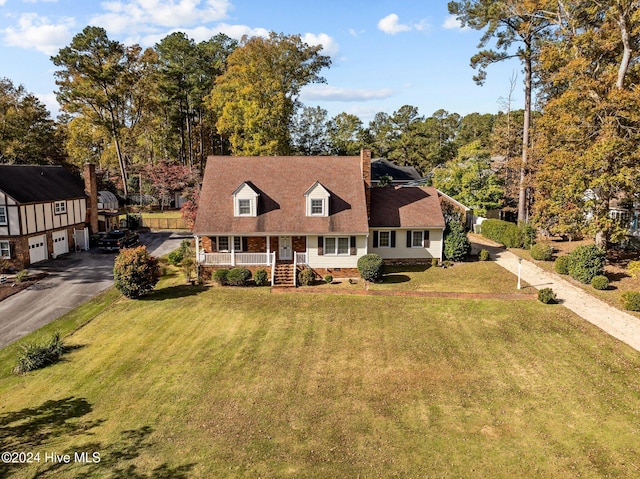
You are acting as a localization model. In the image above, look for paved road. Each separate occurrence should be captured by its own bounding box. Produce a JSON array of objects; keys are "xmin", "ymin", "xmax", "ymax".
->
[
  {"xmin": 0, "ymin": 230, "xmax": 189, "ymax": 348},
  {"xmin": 471, "ymin": 235, "xmax": 640, "ymax": 353}
]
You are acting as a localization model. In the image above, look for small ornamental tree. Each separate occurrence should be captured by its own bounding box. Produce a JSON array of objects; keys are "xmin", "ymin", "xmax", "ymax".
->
[
  {"xmin": 567, "ymin": 245, "xmax": 606, "ymax": 284},
  {"xmin": 357, "ymin": 254, "xmax": 384, "ymax": 282},
  {"xmin": 114, "ymin": 246, "xmax": 160, "ymax": 298}
]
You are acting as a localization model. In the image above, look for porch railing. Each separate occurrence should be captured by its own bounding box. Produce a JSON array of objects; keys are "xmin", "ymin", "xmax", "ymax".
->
[
  {"xmin": 199, "ymin": 252, "xmax": 273, "ymax": 266},
  {"xmin": 295, "ymin": 252, "xmax": 308, "ymax": 266}
]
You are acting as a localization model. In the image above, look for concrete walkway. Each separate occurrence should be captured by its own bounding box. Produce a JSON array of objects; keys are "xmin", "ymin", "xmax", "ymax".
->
[{"xmin": 471, "ymin": 236, "xmax": 640, "ymax": 352}]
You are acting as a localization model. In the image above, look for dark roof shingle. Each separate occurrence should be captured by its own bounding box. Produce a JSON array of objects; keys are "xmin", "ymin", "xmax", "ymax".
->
[{"xmin": 0, "ymin": 165, "xmax": 86, "ymax": 203}]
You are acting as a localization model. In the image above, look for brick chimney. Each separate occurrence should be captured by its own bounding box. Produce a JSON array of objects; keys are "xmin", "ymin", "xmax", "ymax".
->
[
  {"xmin": 84, "ymin": 163, "xmax": 99, "ymax": 234},
  {"xmin": 361, "ymin": 148, "xmax": 372, "ymax": 218}
]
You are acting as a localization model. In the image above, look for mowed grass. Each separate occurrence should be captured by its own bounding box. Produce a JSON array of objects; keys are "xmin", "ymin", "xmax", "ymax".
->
[{"xmin": 1, "ymin": 272, "xmax": 640, "ymax": 477}]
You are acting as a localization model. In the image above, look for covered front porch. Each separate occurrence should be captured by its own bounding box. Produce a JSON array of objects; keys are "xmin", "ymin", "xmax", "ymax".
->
[{"xmin": 195, "ymin": 235, "xmax": 308, "ymax": 267}]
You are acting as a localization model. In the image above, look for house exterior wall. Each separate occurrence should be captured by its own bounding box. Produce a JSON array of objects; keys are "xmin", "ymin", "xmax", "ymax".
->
[
  {"xmin": 1, "ymin": 225, "xmax": 82, "ymax": 270},
  {"xmin": 0, "ymin": 192, "xmax": 19, "ymax": 237},
  {"xmin": 18, "ymin": 199, "xmax": 86, "ymax": 236},
  {"xmin": 233, "ymin": 183, "xmax": 259, "ymax": 217},
  {"xmin": 307, "ymin": 234, "xmax": 367, "ymax": 269},
  {"xmin": 368, "ymin": 228, "xmax": 444, "ymax": 261}
]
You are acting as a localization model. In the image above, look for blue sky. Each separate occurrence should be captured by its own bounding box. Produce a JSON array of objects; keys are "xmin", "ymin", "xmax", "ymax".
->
[{"xmin": 0, "ymin": 0, "xmax": 524, "ymax": 123}]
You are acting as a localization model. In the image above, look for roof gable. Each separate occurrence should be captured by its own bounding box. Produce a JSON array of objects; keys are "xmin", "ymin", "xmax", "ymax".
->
[{"xmin": 0, "ymin": 165, "xmax": 86, "ymax": 204}]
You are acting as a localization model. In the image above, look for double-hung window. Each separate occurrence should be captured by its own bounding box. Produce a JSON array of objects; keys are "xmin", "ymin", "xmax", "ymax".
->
[
  {"xmin": 409, "ymin": 230, "xmax": 430, "ymax": 248},
  {"xmin": 0, "ymin": 240, "xmax": 9, "ymax": 259},
  {"xmin": 310, "ymin": 199, "xmax": 324, "ymax": 215},
  {"xmin": 238, "ymin": 199, "xmax": 251, "ymax": 216},
  {"xmin": 325, "ymin": 237, "xmax": 350, "ymax": 255},
  {"xmin": 0, "ymin": 206, "xmax": 6, "ymax": 225},
  {"xmin": 216, "ymin": 236, "xmax": 243, "ymax": 252},
  {"xmin": 378, "ymin": 231, "xmax": 391, "ymax": 248}
]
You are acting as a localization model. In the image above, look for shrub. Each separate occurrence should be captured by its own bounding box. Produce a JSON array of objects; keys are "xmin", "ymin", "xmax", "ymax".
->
[
  {"xmin": 480, "ymin": 219, "xmax": 524, "ymax": 248},
  {"xmin": 324, "ymin": 274, "xmax": 333, "ymax": 284},
  {"xmin": 522, "ymin": 223, "xmax": 537, "ymax": 249},
  {"xmin": 254, "ymin": 268, "xmax": 269, "ymax": 286},
  {"xmin": 357, "ymin": 254, "xmax": 385, "ymax": 282},
  {"xmin": 213, "ymin": 269, "xmax": 229, "ymax": 285},
  {"xmin": 555, "ymin": 255, "xmax": 570, "ymax": 275},
  {"xmin": 227, "ymin": 267, "xmax": 252, "ymax": 286},
  {"xmin": 444, "ymin": 220, "xmax": 471, "ymax": 261},
  {"xmin": 478, "ymin": 249, "xmax": 490, "ymax": 261},
  {"xmin": 15, "ymin": 269, "xmax": 29, "ymax": 283},
  {"xmin": 530, "ymin": 243, "xmax": 554, "ymax": 261},
  {"xmin": 298, "ymin": 268, "xmax": 315, "ymax": 286},
  {"xmin": 567, "ymin": 244, "xmax": 606, "ymax": 284},
  {"xmin": 168, "ymin": 239, "xmax": 193, "ymax": 266},
  {"xmin": 627, "ymin": 260, "xmax": 640, "ymax": 278},
  {"xmin": 591, "ymin": 275, "xmax": 609, "ymax": 290},
  {"xmin": 621, "ymin": 291, "xmax": 640, "ymax": 311},
  {"xmin": 167, "ymin": 250, "xmax": 183, "ymax": 266},
  {"xmin": 13, "ymin": 332, "xmax": 68, "ymax": 375},
  {"xmin": 114, "ymin": 246, "xmax": 160, "ymax": 298},
  {"xmin": 538, "ymin": 288, "xmax": 556, "ymax": 304}
]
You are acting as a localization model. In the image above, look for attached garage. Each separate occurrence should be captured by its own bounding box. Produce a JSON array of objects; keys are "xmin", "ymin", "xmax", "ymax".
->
[
  {"xmin": 28, "ymin": 235, "xmax": 47, "ymax": 264},
  {"xmin": 53, "ymin": 230, "xmax": 69, "ymax": 257}
]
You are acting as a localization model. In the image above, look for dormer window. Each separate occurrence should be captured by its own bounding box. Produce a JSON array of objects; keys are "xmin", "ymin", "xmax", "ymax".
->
[
  {"xmin": 233, "ymin": 182, "xmax": 259, "ymax": 217},
  {"xmin": 305, "ymin": 181, "xmax": 330, "ymax": 217},
  {"xmin": 310, "ymin": 198, "xmax": 325, "ymax": 216}
]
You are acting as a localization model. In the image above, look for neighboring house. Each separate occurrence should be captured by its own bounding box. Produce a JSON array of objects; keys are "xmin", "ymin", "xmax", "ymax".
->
[
  {"xmin": 0, "ymin": 164, "xmax": 91, "ymax": 269},
  {"xmin": 371, "ymin": 158, "xmax": 423, "ymax": 185},
  {"xmin": 194, "ymin": 150, "xmax": 447, "ymax": 285},
  {"xmin": 97, "ymin": 190, "xmax": 120, "ymax": 232}
]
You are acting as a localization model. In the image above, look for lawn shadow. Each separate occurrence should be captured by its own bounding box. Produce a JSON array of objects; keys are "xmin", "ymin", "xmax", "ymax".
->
[
  {"xmin": 29, "ymin": 425, "xmax": 196, "ymax": 478},
  {"xmin": 606, "ymin": 271, "xmax": 630, "ymax": 282},
  {"xmin": 0, "ymin": 397, "xmax": 104, "ymax": 477},
  {"xmin": 382, "ymin": 274, "xmax": 411, "ymax": 284},
  {"xmin": 144, "ymin": 284, "xmax": 209, "ymax": 301}
]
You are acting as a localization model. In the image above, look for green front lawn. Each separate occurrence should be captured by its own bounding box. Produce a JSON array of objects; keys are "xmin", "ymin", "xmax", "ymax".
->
[{"xmin": 1, "ymin": 270, "xmax": 640, "ymax": 477}]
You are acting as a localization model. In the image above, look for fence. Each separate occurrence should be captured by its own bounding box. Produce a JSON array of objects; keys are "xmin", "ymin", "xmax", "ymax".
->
[{"xmin": 140, "ymin": 217, "xmax": 188, "ymax": 230}]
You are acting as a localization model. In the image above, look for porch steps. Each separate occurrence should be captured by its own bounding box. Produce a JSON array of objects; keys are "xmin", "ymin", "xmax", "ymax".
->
[{"xmin": 273, "ymin": 263, "xmax": 295, "ymax": 287}]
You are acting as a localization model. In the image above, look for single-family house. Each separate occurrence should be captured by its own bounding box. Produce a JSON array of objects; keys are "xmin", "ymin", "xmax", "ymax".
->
[
  {"xmin": 194, "ymin": 150, "xmax": 447, "ymax": 285},
  {"xmin": 0, "ymin": 164, "xmax": 91, "ymax": 269}
]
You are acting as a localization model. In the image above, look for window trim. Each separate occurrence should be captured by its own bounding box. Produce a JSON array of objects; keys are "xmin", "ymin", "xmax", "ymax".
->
[
  {"xmin": 310, "ymin": 198, "xmax": 325, "ymax": 216},
  {"xmin": 54, "ymin": 201, "xmax": 67, "ymax": 215},
  {"xmin": 0, "ymin": 240, "xmax": 10, "ymax": 259},
  {"xmin": 215, "ymin": 236, "xmax": 243, "ymax": 252},
  {"xmin": 378, "ymin": 230, "xmax": 391, "ymax": 248},
  {"xmin": 409, "ymin": 230, "xmax": 430, "ymax": 248},
  {"xmin": 237, "ymin": 199, "xmax": 252, "ymax": 216},
  {"xmin": 324, "ymin": 236, "xmax": 350, "ymax": 256},
  {"xmin": 0, "ymin": 206, "xmax": 6, "ymax": 226}
]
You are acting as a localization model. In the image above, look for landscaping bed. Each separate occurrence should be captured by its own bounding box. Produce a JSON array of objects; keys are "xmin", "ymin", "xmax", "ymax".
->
[{"xmin": 0, "ymin": 273, "xmax": 48, "ymax": 302}]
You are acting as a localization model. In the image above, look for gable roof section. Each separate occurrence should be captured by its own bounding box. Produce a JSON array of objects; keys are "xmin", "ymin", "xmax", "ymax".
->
[
  {"xmin": 194, "ymin": 155, "xmax": 370, "ymax": 235},
  {"xmin": 0, "ymin": 165, "xmax": 86, "ymax": 203},
  {"xmin": 371, "ymin": 159, "xmax": 422, "ymax": 183},
  {"xmin": 369, "ymin": 186, "xmax": 446, "ymax": 229}
]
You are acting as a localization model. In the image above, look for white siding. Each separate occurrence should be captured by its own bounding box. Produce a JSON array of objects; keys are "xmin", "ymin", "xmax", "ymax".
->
[
  {"xmin": 305, "ymin": 183, "xmax": 330, "ymax": 217},
  {"xmin": 369, "ymin": 229, "xmax": 444, "ymax": 260},
  {"xmin": 307, "ymin": 234, "xmax": 367, "ymax": 269}
]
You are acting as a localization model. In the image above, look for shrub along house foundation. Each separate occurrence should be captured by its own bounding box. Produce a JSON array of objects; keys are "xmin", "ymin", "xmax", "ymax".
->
[{"xmin": 193, "ymin": 149, "xmax": 446, "ymax": 286}]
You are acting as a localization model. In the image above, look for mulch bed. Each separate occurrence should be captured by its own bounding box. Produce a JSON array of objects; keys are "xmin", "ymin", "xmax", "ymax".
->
[{"xmin": 0, "ymin": 273, "xmax": 48, "ymax": 302}]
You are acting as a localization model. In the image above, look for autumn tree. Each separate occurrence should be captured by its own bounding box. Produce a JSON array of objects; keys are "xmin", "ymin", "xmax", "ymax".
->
[
  {"xmin": 327, "ymin": 112, "xmax": 366, "ymax": 155},
  {"xmin": 0, "ymin": 78, "xmax": 63, "ymax": 164},
  {"xmin": 290, "ymin": 106, "xmax": 330, "ymax": 155},
  {"xmin": 533, "ymin": 0, "xmax": 640, "ymax": 247},
  {"xmin": 449, "ymin": 0, "xmax": 556, "ymax": 222},
  {"xmin": 52, "ymin": 26, "xmax": 151, "ymax": 195},
  {"xmin": 207, "ymin": 32, "xmax": 330, "ymax": 155}
]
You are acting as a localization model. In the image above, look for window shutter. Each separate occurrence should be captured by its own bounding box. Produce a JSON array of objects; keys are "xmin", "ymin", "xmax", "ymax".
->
[
  {"xmin": 390, "ymin": 231, "xmax": 396, "ymax": 248},
  {"xmin": 242, "ymin": 237, "xmax": 248, "ymax": 252},
  {"xmin": 406, "ymin": 230, "xmax": 412, "ymax": 248},
  {"xmin": 373, "ymin": 231, "xmax": 379, "ymax": 248},
  {"xmin": 423, "ymin": 231, "xmax": 430, "ymax": 248},
  {"xmin": 350, "ymin": 236, "xmax": 356, "ymax": 255},
  {"xmin": 318, "ymin": 236, "xmax": 324, "ymax": 256},
  {"xmin": 211, "ymin": 237, "xmax": 218, "ymax": 252}
]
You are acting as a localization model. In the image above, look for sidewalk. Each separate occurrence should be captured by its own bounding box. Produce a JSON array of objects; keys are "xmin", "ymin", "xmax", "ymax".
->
[{"xmin": 472, "ymin": 236, "xmax": 640, "ymax": 352}]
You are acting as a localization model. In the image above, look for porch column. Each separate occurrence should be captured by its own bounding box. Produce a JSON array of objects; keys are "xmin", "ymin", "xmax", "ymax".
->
[
  {"xmin": 195, "ymin": 235, "xmax": 199, "ymax": 263},
  {"xmin": 266, "ymin": 235, "xmax": 271, "ymax": 265},
  {"xmin": 231, "ymin": 236, "xmax": 236, "ymax": 266}
]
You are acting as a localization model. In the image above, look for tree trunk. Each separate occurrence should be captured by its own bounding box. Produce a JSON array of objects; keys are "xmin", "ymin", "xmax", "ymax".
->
[
  {"xmin": 616, "ymin": 7, "xmax": 631, "ymax": 90},
  {"xmin": 518, "ymin": 47, "xmax": 532, "ymax": 223}
]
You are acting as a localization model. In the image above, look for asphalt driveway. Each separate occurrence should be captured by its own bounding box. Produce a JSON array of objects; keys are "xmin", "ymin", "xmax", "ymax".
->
[{"xmin": 0, "ymin": 230, "xmax": 189, "ymax": 348}]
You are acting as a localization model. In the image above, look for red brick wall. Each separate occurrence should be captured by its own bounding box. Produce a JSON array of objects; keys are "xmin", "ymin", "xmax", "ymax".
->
[
  {"xmin": 247, "ymin": 237, "xmax": 266, "ymax": 252},
  {"xmin": 292, "ymin": 236, "xmax": 306, "ymax": 253}
]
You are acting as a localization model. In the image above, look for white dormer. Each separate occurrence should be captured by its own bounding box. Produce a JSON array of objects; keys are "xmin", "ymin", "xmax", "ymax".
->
[
  {"xmin": 304, "ymin": 181, "xmax": 330, "ymax": 217},
  {"xmin": 232, "ymin": 182, "xmax": 259, "ymax": 217}
]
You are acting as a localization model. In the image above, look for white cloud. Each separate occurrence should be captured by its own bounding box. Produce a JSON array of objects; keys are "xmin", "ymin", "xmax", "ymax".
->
[
  {"xmin": 2, "ymin": 13, "xmax": 74, "ymax": 55},
  {"xmin": 138, "ymin": 23, "xmax": 269, "ymax": 46},
  {"xmin": 23, "ymin": 0, "xmax": 59, "ymax": 3},
  {"xmin": 0, "ymin": 0, "xmax": 6, "ymax": 5},
  {"xmin": 378, "ymin": 14, "xmax": 410, "ymax": 35},
  {"xmin": 302, "ymin": 32, "xmax": 339, "ymax": 58},
  {"xmin": 301, "ymin": 85, "xmax": 394, "ymax": 102},
  {"xmin": 442, "ymin": 14, "xmax": 469, "ymax": 31},
  {"xmin": 90, "ymin": 0, "xmax": 231, "ymax": 34}
]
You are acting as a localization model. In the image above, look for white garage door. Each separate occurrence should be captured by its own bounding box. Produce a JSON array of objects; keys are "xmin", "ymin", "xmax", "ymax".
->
[
  {"xmin": 28, "ymin": 235, "xmax": 47, "ymax": 264},
  {"xmin": 53, "ymin": 230, "xmax": 69, "ymax": 257}
]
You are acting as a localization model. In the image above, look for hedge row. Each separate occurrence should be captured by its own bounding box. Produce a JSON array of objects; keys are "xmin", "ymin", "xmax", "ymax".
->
[{"xmin": 480, "ymin": 219, "xmax": 534, "ymax": 248}]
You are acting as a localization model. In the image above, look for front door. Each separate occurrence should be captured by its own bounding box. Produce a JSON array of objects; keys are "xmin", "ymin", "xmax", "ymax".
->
[{"xmin": 279, "ymin": 236, "xmax": 292, "ymax": 260}]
